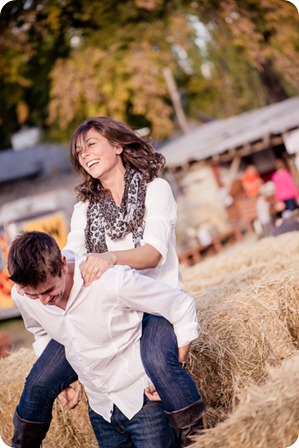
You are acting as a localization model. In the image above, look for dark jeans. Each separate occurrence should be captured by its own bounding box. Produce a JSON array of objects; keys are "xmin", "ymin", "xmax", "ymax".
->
[
  {"xmin": 18, "ymin": 339, "xmax": 78, "ymax": 422},
  {"xmin": 283, "ymin": 198, "xmax": 298, "ymax": 211},
  {"xmin": 140, "ymin": 315, "xmax": 200, "ymax": 411},
  {"xmin": 88, "ymin": 395, "xmax": 176, "ymax": 448},
  {"xmin": 17, "ymin": 316, "xmax": 201, "ymax": 423}
]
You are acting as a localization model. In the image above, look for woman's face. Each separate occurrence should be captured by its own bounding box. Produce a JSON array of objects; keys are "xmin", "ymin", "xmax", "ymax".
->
[{"xmin": 75, "ymin": 129, "xmax": 124, "ymax": 181}]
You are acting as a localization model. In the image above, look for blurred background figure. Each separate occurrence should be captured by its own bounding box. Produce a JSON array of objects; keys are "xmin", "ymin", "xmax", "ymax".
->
[
  {"xmin": 272, "ymin": 159, "xmax": 299, "ymax": 213},
  {"xmin": 241, "ymin": 164, "xmax": 263, "ymax": 198},
  {"xmin": 255, "ymin": 187, "xmax": 274, "ymax": 238}
]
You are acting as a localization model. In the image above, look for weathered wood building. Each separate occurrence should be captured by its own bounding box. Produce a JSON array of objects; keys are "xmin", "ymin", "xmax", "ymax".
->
[{"xmin": 160, "ymin": 96, "xmax": 299, "ymax": 257}]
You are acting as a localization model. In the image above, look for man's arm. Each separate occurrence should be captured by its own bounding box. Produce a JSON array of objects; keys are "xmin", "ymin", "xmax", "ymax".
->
[
  {"xmin": 12, "ymin": 286, "xmax": 82, "ymax": 410},
  {"xmin": 12, "ymin": 286, "xmax": 52, "ymax": 356},
  {"xmin": 116, "ymin": 267, "xmax": 199, "ymax": 349}
]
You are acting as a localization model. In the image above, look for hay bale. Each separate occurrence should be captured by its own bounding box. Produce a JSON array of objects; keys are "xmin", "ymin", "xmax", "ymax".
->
[
  {"xmin": 0, "ymin": 349, "xmax": 97, "ymax": 448},
  {"xmin": 181, "ymin": 233, "xmax": 299, "ymax": 424},
  {"xmin": 182, "ymin": 232, "xmax": 299, "ymax": 291},
  {"xmin": 191, "ymin": 351, "xmax": 299, "ymax": 448},
  {"xmin": 1, "ymin": 232, "xmax": 298, "ymax": 445},
  {"xmin": 188, "ymin": 289, "xmax": 295, "ymax": 417},
  {"xmin": 259, "ymin": 268, "xmax": 299, "ymax": 347}
]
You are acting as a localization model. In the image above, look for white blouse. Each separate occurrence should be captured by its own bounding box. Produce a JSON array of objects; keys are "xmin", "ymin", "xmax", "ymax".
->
[
  {"xmin": 12, "ymin": 262, "xmax": 198, "ymax": 422},
  {"xmin": 63, "ymin": 177, "xmax": 183, "ymax": 289}
]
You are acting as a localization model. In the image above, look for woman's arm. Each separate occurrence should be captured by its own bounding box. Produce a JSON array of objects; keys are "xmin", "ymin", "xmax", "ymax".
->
[{"xmin": 81, "ymin": 244, "xmax": 161, "ymax": 286}]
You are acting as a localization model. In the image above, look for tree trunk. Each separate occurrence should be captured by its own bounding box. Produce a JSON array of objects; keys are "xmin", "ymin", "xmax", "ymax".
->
[{"xmin": 258, "ymin": 58, "xmax": 289, "ymax": 104}]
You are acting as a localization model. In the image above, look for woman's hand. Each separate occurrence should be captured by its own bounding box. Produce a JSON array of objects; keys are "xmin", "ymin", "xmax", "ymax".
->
[
  {"xmin": 81, "ymin": 253, "xmax": 117, "ymax": 287},
  {"xmin": 178, "ymin": 343, "xmax": 192, "ymax": 364},
  {"xmin": 145, "ymin": 383, "xmax": 161, "ymax": 401}
]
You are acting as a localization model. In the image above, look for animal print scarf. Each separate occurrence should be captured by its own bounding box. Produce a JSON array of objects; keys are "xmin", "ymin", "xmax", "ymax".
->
[{"xmin": 85, "ymin": 168, "xmax": 147, "ymax": 253}]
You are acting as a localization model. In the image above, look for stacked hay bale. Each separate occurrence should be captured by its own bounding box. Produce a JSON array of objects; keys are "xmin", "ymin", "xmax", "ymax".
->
[
  {"xmin": 0, "ymin": 232, "xmax": 298, "ymax": 447},
  {"xmin": 0, "ymin": 349, "xmax": 97, "ymax": 448},
  {"xmin": 184, "ymin": 232, "xmax": 299, "ymax": 445},
  {"xmin": 191, "ymin": 352, "xmax": 299, "ymax": 448}
]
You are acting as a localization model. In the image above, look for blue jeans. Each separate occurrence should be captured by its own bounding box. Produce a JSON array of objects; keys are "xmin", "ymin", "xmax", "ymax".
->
[
  {"xmin": 140, "ymin": 315, "xmax": 200, "ymax": 411},
  {"xmin": 17, "ymin": 316, "xmax": 200, "ymax": 422},
  {"xmin": 18, "ymin": 340, "xmax": 78, "ymax": 422},
  {"xmin": 88, "ymin": 396, "xmax": 176, "ymax": 448}
]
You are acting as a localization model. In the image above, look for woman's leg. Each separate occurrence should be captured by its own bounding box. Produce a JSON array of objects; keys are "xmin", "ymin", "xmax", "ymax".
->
[
  {"xmin": 140, "ymin": 315, "xmax": 206, "ymax": 447},
  {"xmin": 141, "ymin": 315, "xmax": 200, "ymax": 411},
  {"xmin": 12, "ymin": 339, "xmax": 78, "ymax": 448}
]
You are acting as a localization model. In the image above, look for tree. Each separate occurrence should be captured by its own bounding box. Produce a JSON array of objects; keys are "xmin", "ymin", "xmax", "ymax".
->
[
  {"xmin": 188, "ymin": 0, "xmax": 299, "ymax": 104},
  {"xmin": 1, "ymin": 0, "xmax": 299, "ymax": 149}
]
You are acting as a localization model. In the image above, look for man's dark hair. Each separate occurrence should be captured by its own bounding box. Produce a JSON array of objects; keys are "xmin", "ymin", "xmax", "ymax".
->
[{"xmin": 8, "ymin": 231, "xmax": 63, "ymax": 287}]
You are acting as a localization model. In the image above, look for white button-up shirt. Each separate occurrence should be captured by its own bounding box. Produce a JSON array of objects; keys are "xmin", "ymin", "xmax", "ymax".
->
[{"xmin": 12, "ymin": 259, "xmax": 199, "ymax": 422}]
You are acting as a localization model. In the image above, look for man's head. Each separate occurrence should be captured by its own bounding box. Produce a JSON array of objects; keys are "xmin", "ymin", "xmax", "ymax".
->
[{"xmin": 8, "ymin": 231, "xmax": 68, "ymax": 307}]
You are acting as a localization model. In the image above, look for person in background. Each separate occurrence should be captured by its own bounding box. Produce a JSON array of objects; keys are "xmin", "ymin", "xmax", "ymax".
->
[
  {"xmin": 9, "ymin": 231, "xmax": 203, "ymax": 448},
  {"xmin": 241, "ymin": 164, "xmax": 263, "ymax": 198},
  {"xmin": 255, "ymin": 188, "xmax": 274, "ymax": 238},
  {"xmin": 272, "ymin": 159, "xmax": 299, "ymax": 212},
  {"xmin": 11, "ymin": 117, "xmax": 206, "ymax": 448}
]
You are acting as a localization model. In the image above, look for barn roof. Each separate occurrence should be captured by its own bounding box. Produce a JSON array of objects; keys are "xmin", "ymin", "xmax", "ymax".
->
[
  {"xmin": 160, "ymin": 96, "xmax": 299, "ymax": 168},
  {"xmin": 0, "ymin": 144, "xmax": 71, "ymax": 184}
]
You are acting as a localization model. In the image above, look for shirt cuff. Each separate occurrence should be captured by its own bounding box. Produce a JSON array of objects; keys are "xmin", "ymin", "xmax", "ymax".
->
[
  {"xmin": 33, "ymin": 336, "xmax": 52, "ymax": 357},
  {"xmin": 174, "ymin": 322, "xmax": 199, "ymax": 347}
]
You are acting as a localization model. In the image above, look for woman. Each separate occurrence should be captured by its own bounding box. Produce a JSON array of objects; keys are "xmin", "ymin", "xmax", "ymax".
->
[
  {"xmin": 12, "ymin": 117, "xmax": 205, "ymax": 448},
  {"xmin": 272, "ymin": 158, "xmax": 299, "ymax": 212}
]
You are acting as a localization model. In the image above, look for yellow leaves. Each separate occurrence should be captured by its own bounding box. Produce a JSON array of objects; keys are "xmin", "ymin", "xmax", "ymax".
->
[{"xmin": 48, "ymin": 35, "xmax": 177, "ymax": 138}]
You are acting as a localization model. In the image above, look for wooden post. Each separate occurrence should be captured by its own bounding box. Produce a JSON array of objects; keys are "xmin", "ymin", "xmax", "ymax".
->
[
  {"xmin": 163, "ymin": 68, "xmax": 189, "ymax": 134},
  {"xmin": 224, "ymin": 155, "xmax": 241, "ymax": 193}
]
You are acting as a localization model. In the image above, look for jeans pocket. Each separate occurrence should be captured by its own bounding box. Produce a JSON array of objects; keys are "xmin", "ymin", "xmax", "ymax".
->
[{"xmin": 143, "ymin": 394, "xmax": 162, "ymax": 408}]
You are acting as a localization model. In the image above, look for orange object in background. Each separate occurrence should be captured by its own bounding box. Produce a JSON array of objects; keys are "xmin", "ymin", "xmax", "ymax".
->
[
  {"xmin": 241, "ymin": 165, "xmax": 263, "ymax": 198},
  {"xmin": 0, "ymin": 210, "xmax": 68, "ymax": 321},
  {"xmin": 0, "ymin": 233, "xmax": 15, "ymax": 316}
]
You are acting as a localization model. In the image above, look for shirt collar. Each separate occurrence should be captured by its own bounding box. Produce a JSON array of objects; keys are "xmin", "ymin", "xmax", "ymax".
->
[{"xmin": 64, "ymin": 254, "xmax": 85, "ymax": 311}]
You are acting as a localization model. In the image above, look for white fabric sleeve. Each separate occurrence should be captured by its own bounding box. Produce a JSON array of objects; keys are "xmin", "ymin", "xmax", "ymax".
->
[
  {"xmin": 62, "ymin": 201, "xmax": 89, "ymax": 258},
  {"xmin": 142, "ymin": 178, "xmax": 177, "ymax": 265},
  {"xmin": 11, "ymin": 287, "xmax": 51, "ymax": 357},
  {"xmin": 115, "ymin": 266, "xmax": 199, "ymax": 347}
]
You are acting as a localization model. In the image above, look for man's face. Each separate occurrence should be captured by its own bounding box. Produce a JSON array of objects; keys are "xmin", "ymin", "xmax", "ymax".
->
[
  {"xmin": 17, "ymin": 259, "xmax": 69, "ymax": 309},
  {"xmin": 21, "ymin": 276, "xmax": 65, "ymax": 306}
]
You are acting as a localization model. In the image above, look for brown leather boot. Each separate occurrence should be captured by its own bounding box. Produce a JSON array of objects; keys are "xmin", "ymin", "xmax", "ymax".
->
[
  {"xmin": 12, "ymin": 409, "xmax": 51, "ymax": 448},
  {"xmin": 165, "ymin": 399, "xmax": 206, "ymax": 447}
]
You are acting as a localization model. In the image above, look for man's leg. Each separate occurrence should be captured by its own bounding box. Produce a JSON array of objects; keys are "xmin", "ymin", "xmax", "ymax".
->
[
  {"xmin": 88, "ymin": 406, "xmax": 134, "ymax": 448},
  {"xmin": 12, "ymin": 339, "xmax": 78, "ymax": 448},
  {"xmin": 141, "ymin": 316, "xmax": 206, "ymax": 447},
  {"xmin": 88, "ymin": 397, "xmax": 175, "ymax": 448},
  {"xmin": 127, "ymin": 396, "xmax": 176, "ymax": 448}
]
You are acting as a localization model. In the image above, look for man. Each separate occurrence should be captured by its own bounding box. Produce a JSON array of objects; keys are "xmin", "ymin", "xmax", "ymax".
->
[{"xmin": 8, "ymin": 231, "xmax": 204, "ymax": 448}]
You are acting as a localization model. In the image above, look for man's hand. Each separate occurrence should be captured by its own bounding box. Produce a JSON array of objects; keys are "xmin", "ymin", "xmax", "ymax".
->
[
  {"xmin": 178, "ymin": 343, "xmax": 192, "ymax": 364},
  {"xmin": 58, "ymin": 382, "xmax": 83, "ymax": 411},
  {"xmin": 81, "ymin": 253, "xmax": 117, "ymax": 287}
]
